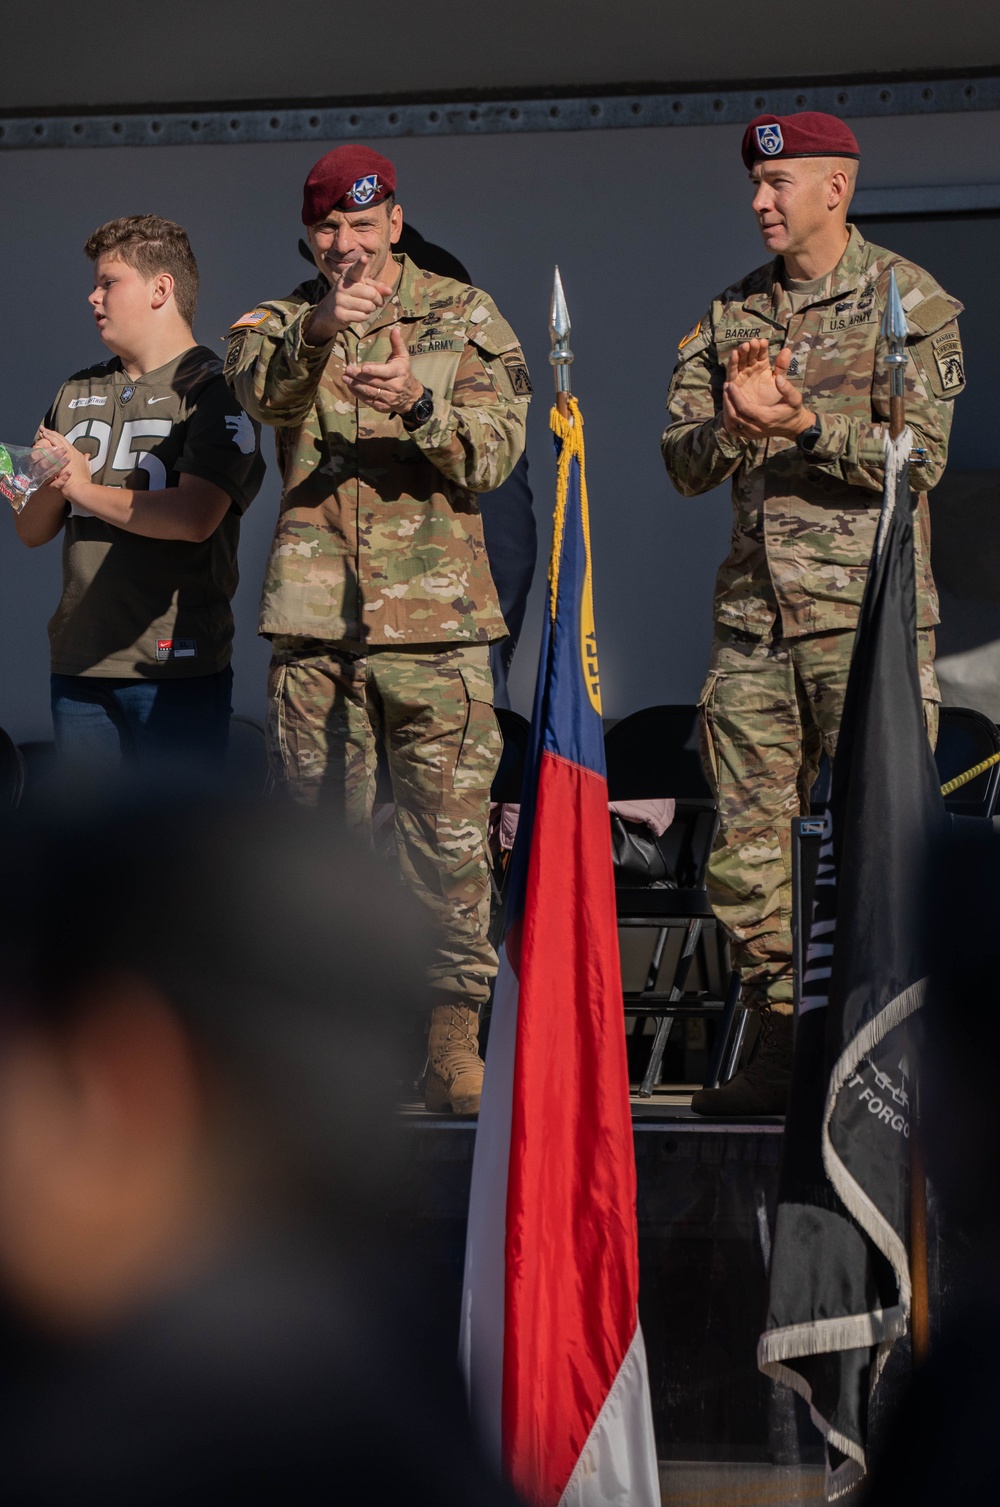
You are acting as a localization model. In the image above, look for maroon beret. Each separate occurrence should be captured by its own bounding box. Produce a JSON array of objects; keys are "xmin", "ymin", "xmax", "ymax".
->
[
  {"xmin": 301, "ymin": 146, "xmax": 397, "ymax": 225},
  {"xmin": 741, "ymin": 112, "xmax": 861, "ymax": 171}
]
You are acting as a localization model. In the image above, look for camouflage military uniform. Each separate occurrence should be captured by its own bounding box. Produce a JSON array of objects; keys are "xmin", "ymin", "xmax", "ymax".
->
[
  {"xmin": 662, "ymin": 226, "xmax": 964, "ymax": 1010},
  {"xmin": 226, "ymin": 253, "xmax": 529, "ymax": 1043},
  {"xmin": 267, "ymin": 638, "xmax": 501, "ymax": 1011}
]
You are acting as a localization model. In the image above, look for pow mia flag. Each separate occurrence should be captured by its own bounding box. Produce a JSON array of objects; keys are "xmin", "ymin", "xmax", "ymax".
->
[{"xmin": 758, "ymin": 428, "xmax": 946, "ymax": 1499}]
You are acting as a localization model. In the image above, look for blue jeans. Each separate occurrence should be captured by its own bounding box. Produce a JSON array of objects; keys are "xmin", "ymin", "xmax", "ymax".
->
[{"xmin": 51, "ymin": 667, "xmax": 233, "ymax": 773}]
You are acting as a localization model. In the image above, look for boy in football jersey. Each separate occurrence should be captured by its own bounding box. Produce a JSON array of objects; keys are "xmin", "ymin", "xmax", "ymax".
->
[{"xmin": 16, "ymin": 215, "xmax": 265, "ymax": 771}]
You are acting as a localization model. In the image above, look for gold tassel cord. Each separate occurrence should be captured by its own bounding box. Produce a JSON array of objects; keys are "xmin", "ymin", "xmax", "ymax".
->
[
  {"xmin": 940, "ymin": 750, "xmax": 1000, "ymax": 797},
  {"xmin": 548, "ymin": 397, "xmax": 591, "ymax": 623}
]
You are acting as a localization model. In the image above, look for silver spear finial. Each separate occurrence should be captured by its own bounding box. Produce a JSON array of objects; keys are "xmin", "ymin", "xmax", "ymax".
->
[
  {"xmin": 549, "ymin": 266, "xmax": 573, "ymax": 398},
  {"xmin": 881, "ymin": 268, "xmax": 908, "ymax": 439},
  {"xmin": 882, "ymin": 266, "xmax": 907, "ymax": 339}
]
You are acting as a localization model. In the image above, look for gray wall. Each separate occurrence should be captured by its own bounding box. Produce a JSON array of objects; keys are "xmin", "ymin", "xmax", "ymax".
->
[
  {"xmin": 6, "ymin": 0, "xmax": 998, "ymax": 108},
  {"xmin": 1, "ymin": 110, "xmax": 999, "ymax": 741},
  {"xmin": 854, "ymin": 214, "xmax": 1000, "ymax": 720}
]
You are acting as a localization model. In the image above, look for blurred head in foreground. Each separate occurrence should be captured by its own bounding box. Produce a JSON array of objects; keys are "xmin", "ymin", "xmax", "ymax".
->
[
  {"xmin": 0, "ymin": 789, "xmax": 517, "ymax": 1506},
  {"xmin": 0, "ymin": 788, "xmax": 426, "ymax": 1328}
]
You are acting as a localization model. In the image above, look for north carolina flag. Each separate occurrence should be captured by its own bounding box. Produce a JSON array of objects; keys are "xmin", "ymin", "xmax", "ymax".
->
[{"xmin": 459, "ymin": 398, "xmax": 659, "ymax": 1507}]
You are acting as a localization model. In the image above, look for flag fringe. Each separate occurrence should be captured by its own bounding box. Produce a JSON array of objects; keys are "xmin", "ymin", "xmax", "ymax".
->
[
  {"xmin": 757, "ymin": 1305, "xmax": 905, "ymax": 1365},
  {"xmin": 820, "ymin": 979, "xmax": 926, "ymax": 1317},
  {"xmin": 758, "ymin": 980, "xmax": 924, "ymax": 1498},
  {"xmin": 754, "ymin": 1353, "xmax": 867, "ymax": 1501},
  {"xmin": 757, "ymin": 1301, "xmax": 906, "ymax": 1484},
  {"xmin": 874, "ymin": 427, "xmax": 912, "ymax": 566},
  {"xmin": 759, "ymin": 427, "xmax": 928, "ymax": 1501}
]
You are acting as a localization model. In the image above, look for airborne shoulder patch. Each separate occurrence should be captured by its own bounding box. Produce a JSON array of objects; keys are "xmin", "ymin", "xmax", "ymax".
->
[
  {"xmin": 230, "ymin": 308, "xmax": 271, "ymax": 330},
  {"xmin": 502, "ymin": 352, "xmax": 532, "ymax": 396},
  {"xmin": 224, "ymin": 332, "xmax": 247, "ymax": 377},
  {"xmin": 931, "ymin": 328, "xmax": 965, "ymax": 395}
]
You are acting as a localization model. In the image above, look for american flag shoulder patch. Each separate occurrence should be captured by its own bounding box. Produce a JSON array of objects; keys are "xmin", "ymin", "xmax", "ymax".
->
[{"xmin": 230, "ymin": 308, "xmax": 271, "ymax": 330}]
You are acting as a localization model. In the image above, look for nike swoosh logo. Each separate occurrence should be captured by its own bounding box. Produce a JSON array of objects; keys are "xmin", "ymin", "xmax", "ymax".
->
[{"xmin": 147, "ymin": 396, "xmax": 171, "ymax": 405}]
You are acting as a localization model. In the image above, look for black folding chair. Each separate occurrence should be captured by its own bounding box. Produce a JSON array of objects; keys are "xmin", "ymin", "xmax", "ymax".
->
[
  {"xmin": 934, "ymin": 705, "xmax": 1000, "ymax": 819},
  {"xmin": 492, "ymin": 706, "xmax": 530, "ymax": 805},
  {"xmin": 0, "ymin": 727, "xmax": 25, "ymax": 812},
  {"xmin": 604, "ymin": 705, "xmax": 745, "ymax": 1097},
  {"xmin": 15, "ymin": 740, "xmax": 56, "ymax": 797},
  {"xmin": 488, "ymin": 707, "xmax": 530, "ymax": 939}
]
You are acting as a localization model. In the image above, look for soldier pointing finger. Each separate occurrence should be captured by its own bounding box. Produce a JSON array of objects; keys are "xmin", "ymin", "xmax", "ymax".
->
[
  {"xmin": 225, "ymin": 146, "xmax": 531, "ymax": 1116},
  {"xmin": 304, "ymin": 223, "xmax": 396, "ymax": 337}
]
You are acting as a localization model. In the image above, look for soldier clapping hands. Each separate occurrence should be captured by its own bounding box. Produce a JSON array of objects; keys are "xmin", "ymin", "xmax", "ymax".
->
[{"xmin": 723, "ymin": 338, "xmax": 815, "ymax": 441}]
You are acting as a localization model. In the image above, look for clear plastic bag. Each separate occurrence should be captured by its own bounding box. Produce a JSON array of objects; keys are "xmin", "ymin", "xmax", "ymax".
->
[{"xmin": 0, "ymin": 442, "xmax": 63, "ymax": 514}]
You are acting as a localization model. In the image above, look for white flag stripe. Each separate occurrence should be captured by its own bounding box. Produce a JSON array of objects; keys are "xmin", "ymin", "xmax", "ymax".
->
[
  {"xmin": 558, "ymin": 1324, "xmax": 661, "ymax": 1507},
  {"xmin": 458, "ymin": 953, "xmax": 519, "ymax": 1467}
]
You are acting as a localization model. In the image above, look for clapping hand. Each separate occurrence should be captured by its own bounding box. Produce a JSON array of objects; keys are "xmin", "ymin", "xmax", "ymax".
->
[{"xmin": 723, "ymin": 339, "xmax": 814, "ymax": 441}]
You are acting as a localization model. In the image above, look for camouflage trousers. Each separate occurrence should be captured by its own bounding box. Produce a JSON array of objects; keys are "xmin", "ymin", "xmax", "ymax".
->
[
  {"xmin": 267, "ymin": 638, "xmax": 502, "ymax": 1011},
  {"xmin": 699, "ymin": 623, "xmax": 939, "ymax": 1013}
]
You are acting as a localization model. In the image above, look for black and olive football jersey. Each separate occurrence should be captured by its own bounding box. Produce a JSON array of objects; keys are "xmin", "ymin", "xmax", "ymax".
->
[{"xmin": 42, "ymin": 345, "xmax": 265, "ymax": 678}]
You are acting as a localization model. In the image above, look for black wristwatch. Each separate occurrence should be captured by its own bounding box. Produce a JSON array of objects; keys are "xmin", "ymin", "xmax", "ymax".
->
[
  {"xmin": 401, "ymin": 386, "xmax": 434, "ymax": 430},
  {"xmin": 797, "ymin": 418, "xmax": 823, "ymax": 453}
]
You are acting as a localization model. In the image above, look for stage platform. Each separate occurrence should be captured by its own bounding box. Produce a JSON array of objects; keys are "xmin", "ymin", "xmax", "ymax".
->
[{"xmin": 394, "ymin": 1094, "xmax": 830, "ymax": 1504}]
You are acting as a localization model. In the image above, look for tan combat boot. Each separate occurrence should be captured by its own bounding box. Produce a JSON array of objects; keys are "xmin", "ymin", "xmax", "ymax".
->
[{"xmin": 425, "ymin": 1003, "xmax": 484, "ymax": 1116}]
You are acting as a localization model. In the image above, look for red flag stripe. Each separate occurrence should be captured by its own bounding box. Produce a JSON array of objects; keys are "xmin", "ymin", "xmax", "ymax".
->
[{"xmin": 502, "ymin": 752, "xmax": 639, "ymax": 1504}]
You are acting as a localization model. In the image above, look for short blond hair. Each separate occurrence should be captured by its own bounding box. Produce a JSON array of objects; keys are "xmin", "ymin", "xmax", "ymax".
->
[{"xmin": 84, "ymin": 215, "xmax": 199, "ymax": 325}]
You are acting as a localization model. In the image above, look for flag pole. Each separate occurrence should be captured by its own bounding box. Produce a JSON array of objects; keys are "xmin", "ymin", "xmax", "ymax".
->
[
  {"xmin": 909, "ymin": 1124, "xmax": 930, "ymax": 1365},
  {"xmin": 882, "ymin": 269, "xmax": 930, "ymax": 1365},
  {"xmin": 883, "ymin": 265, "xmax": 908, "ymax": 442},
  {"xmin": 550, "ymin": 266, "xmax": 573, "ymax": 418}
]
